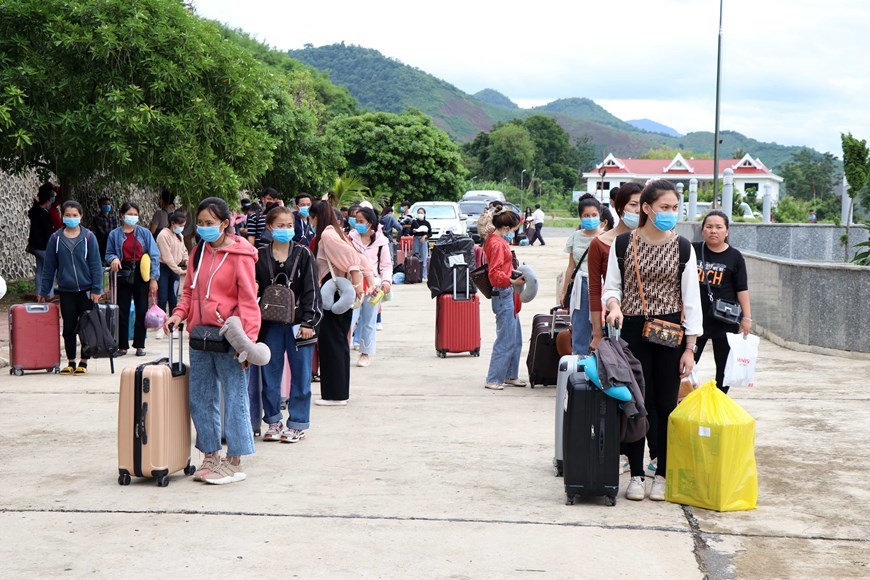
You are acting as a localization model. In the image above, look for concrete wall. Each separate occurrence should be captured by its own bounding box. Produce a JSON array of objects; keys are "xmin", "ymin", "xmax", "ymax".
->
[{"xmin": 677, "ymin": 222, "xmax": 869, "ymax": 261}]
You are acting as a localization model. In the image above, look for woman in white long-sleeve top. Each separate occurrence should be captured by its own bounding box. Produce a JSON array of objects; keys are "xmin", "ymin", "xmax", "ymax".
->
[{"xmin": 602, "ymin": 179, "xmax": 703, "ymax": 503}]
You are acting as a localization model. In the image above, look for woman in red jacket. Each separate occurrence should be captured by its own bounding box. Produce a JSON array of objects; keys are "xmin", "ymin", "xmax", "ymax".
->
[
  {"xmin": 165, "ymin": 197, "xmax": 262, "ymax": 486},
  {"xmin": 483, "ymin": 209, "xmax": 527, "ymax": 390}
]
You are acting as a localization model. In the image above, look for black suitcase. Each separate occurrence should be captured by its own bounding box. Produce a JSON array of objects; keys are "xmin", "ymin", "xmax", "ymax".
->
[
  {"xmin": 405, "ymin": 255, "xmax": 422, "ymax": 284},
  {"xmin": 526, "ymin": 307, "xmax": 571, "ymax": 387},
  {"xmin": 562, "ymin": 371, "xmax": 620, "ymax": 506}
]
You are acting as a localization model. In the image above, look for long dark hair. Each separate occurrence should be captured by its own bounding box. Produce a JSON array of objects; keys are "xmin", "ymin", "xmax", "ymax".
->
[
  {"xmin": 638, "ymin": 179, "xmax": 678, "ymax": 227},
  {"xmin": 196, "ymin": 197, "xmax": 231, "ymax": 224},
  {"xmin": 311, "ymin": 200, "xmax": 348, "ymax": 246},
  {"xmin": 613, "ymin": 182, "xmax": 643, "ymax": 217}
]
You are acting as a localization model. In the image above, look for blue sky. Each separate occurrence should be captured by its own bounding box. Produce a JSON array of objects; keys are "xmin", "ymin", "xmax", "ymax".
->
[{"xmin": 194, "ymin": 0, "xmax": 870, "ymax": 158}]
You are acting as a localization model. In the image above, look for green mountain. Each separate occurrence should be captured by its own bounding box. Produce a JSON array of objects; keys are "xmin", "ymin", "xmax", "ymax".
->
[{"xmin": 288, "ymin": 43, "xmax": 811, "ymax": 170}]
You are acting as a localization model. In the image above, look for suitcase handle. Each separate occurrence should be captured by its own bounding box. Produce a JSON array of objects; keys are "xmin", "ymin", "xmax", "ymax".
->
[
  {"xmin": 24, "ymin": 304, "xmax": 50, "ymax": 313},
  {"xmin": 168, "ymin": 322, "xmax": 185, "ymax": 373}
]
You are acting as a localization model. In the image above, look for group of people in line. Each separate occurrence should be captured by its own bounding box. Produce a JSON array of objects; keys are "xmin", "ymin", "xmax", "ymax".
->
[
  {"xmin": 480, "ymin": 180, "xmax": 752, "ymax": 503},
  {"xmin": 27, "ymin": 185, "xmax": 403, "ymax": 485}
]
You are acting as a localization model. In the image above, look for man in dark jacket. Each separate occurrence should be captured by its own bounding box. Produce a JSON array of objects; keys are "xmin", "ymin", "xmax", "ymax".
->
[
  {"xmin": 28, "ymin": 183, "xmax": 57, "ymax": 296},
  {"xmin": 91, "ymin": 196, "xmax": 118, "ymax": 260}
]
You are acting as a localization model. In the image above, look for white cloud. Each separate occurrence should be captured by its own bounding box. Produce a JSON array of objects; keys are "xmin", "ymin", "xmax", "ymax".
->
[{"xmin": 194, "ymin": 0, "xmax": 870, "ymax": 156}]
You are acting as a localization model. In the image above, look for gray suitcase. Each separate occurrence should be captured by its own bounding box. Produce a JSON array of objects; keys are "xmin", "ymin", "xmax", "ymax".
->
[{"xmin": 553, "ymin": 354, "xmax": 582, "ymax": 476}]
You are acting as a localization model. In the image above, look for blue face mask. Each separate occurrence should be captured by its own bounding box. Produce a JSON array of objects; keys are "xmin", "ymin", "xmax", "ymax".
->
[
  {"xmin": 348, "ymin": 217, "xmax": 357, "ymax": 227},
  {"xmin": 504, "ymin": 231, "xmax": 515, "ymax": 242},
  {"xmin": 272, "ymin": 227, "xmax": 294, "ymax": 243},
  {"xmin": 50, "ymin": 196, "xmax": 56, "ymax": 203},
  {"xmin": 354, "ymin": 223, "xmax": 368, "ymax": 235},
  {"xmin": 173, "ymin": 226, "xmax": 184, "ymax": 235},
  {"xmin": 102, "ymin": 204, "xmax": 112, "ymax": 213},
  {"xmin": 63, "ymin": 217, "xmax": 81, "ymax": 229},
  {"xmin": 123, "ymin": 215, "xmax": 139, "ymax": 227},
  {"xmin": 298, "ymin": 206, "xmax": 310, "ymax": 218},
  {"xmin": 621, "ymin": 211, "xmax": 640, "ymax": 229},
  {"xmin": 197, "ymin": 225, "xmax": 223, "ymax": 243},
  {"xmin": 652, "ymin": 211, "xmax": 679, "ymax": 232},
  {"xmin": 581, "ymin": 217, "xmax": 600, "ymax": 231}
]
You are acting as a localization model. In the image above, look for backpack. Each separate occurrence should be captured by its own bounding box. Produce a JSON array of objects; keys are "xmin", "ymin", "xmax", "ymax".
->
[
  {"xmin": 77, "ymin": 307, "xmax": 118, "ymax": 362},
  {"xmin": 259, "ymin": 245, "xmax": 301, "ymax": 325},
  {"xmin": 615, "ymin": 231, "xmax": 691, "ymax": 280}
]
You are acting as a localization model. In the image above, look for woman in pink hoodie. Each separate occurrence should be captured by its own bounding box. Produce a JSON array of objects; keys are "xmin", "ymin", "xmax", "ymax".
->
[{"xmin": 165, "ymin": 197, "xmax": 261, "ymax": 485}]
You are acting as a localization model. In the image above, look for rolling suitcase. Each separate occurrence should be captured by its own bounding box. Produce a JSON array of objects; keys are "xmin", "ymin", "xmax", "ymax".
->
[
  {"xmin": 526, "ymin": 307, "xmax": 571, "ymax": 387},
  {"xmin": 396, "ymin": 249, "xmax": 406, "ymax": 266},
  {"xmin": 8, "ymin": 303, "xmax": 61, "ymax": 375},
  {"xmin": 405, "ymin": 255, "xmax": 422, "ymax": 284},
  {"xmin": 553, "ymin": 354, "xmax": 582, "ymax": 476},
  {"xmin": 435, "ymin": 265, "xmax": 481, "ymax": 358},
  {"xmin": 117, "ymin": 324, "xmax": 194, "ymax": 487},
  {"xmin": 562, "ymin": 369, "xmax": 620, "ymax": 506},
  {"xmin": 400, "ymin": 235, "xmax": 413, "ymax": 254}
]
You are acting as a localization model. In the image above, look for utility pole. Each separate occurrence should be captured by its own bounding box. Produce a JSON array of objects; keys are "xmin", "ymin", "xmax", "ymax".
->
[{"xmin": 712, "ymin": 0, "xmax": 724, "ymax": 209}]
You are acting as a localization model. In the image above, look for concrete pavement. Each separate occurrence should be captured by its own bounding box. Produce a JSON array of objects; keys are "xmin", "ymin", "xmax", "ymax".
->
[{"xmin": 1, "ymin": 233, "xmax": 869, "ymax": 578}]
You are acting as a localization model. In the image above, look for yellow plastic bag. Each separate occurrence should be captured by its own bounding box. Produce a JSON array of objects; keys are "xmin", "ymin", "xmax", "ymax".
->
[
  {"xmin": 140, "ymin": 254, "xmax": 151, "ymax": 282},
  {"xmin": 666, "ymin": 380, "xmax": 757, "ymax": 511}
]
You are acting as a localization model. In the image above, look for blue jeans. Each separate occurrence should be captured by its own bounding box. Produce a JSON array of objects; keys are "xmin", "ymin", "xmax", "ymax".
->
[
  {"xmin": 571, "ymin": 276, "xmax": 592, "ymax": 355},
  {"xmin": 189, "ymin": 348, "xmax": 255, "ymax": 456},
  {"xmin": 261, "ymin": 321, "xmax": 314, "ymax": 430},
  {"xmin": 157, "ymin": 263, "xmax": 179, "ymax": 313},
  {"xmin": 413, "ymin": 237, "xmax": 429, "ymax": 279},
  {"xmin": 486, "ymin": 287, "xmax": 523, "ymax": 383},
  {"xmin": 351, "ymin": 299, "xmax": 379, "ymax": 355}
]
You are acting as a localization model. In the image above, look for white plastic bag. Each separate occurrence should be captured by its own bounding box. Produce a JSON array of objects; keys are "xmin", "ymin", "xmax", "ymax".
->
[{"xmin": 723, "ymin": 333, "xmax": 759, "ymax": 388}]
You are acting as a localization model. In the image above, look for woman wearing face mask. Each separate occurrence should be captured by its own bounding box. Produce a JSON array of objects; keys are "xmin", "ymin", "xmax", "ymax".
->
[
  {"xmin": 560, "ymin": 194, "xmax": 603, "ymax": 355},
  {"xmin": 105, "ymin": 202, "xmax": 160, "ymax": 356},
  {"xmin": 348, "ymin": 206, "xmax": 393, "ymax": 367},
  {"xmin": 411, "ymin": 208, "xmax": 432, "ymax": 280},
  {"xmin": 483, "ymin": 209, "xmax": 526, "ymax": 390},
  {"xmin": 165, "ymin": 197, "xmax": 261, "ymax": 485},
  {"xmin": 603, "ymin": 179, "xmax": 702, "ymax": 502},
  {"xmin": 36, "ymin": 201, "xmax": 103, "ymax": 375},
  {"xmin": 308, "ymin": 201, "xmax": 375, "ymax": 405},
  {"xmin": 694, "ymin": 210, "xmax": 752, "ymax": 394},
  {"xmin": 588, "ymin": 183, "xmax": 643, "ymax": 351},
  {"xmin": 155, "ymin": 211, "xmax": 188, "ymax": 328},
  {"xmin": 255, "ymin": 206, "xmax": 323, "ymax": 443}
]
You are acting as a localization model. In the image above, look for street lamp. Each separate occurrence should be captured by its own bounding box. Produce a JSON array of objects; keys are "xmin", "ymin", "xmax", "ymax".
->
[
  {"xmin": 520, "ymin": 169, "xmax": 527, "ymax": 211},
  {"xmin": 712, "ymin": 0, "xmax": 724, "ymax": 209}
]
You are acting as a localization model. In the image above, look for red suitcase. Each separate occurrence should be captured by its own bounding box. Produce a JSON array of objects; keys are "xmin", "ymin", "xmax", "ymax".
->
[
  {"xmin": 400, "ymin": 236, "xmax": 413, "ymax": 254},
  {"xmin": 8, "ymin": 303, "xmax": 61, "ymax": 376},
  {"xmin": 435, "ymin": 266, "xmax": 481, "ymax": 358}
]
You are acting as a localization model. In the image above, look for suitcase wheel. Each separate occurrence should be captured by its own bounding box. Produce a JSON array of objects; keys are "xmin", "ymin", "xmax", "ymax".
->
[
  {"xmin": 436, "ymin": 350, "xmax": 446, "ymax": 359},
  {"xmin": 253, "ymin": 429, "xmax": 261, "ymax": 437},
  {"xmin": 566, "ymin": 494, "xmax": 575, "ymax": 506},
  {"xmin": 471, "ymin": 349, "xmax": 480, "ymax": 357},
  {"xmin": 553, "ymin": 461, "xmax": 563, "ymax": 478},
  {"xmin": 184, "ymin": 464, "xmax": 196, "ymax": 476},
  {"xmin": 157, "ymin": 475, "xmax": 169, "ymax": 487},
  {"xmin": 12, "ymin": 368, "xmax": 23, "ymax": 376},
  {"xmin": 604, "ymin": 495, "xmax": 617, "ymax": 507},
  {"xmin": 118, "ymin": 473, "xmax": 131, "ymax": 486}
]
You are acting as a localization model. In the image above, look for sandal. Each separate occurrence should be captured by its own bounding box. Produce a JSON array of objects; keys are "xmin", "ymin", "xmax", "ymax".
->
[
  {"xmin": 59, "ymin": 365, "xmax": 75, "ymax": 375},
  {"xmin": 311, "ymin": 373, "xmax": 320, "ymax": 383},
  {"xmin": 73, "ymin": 366, "xmax": 88, "ymax": 376}
]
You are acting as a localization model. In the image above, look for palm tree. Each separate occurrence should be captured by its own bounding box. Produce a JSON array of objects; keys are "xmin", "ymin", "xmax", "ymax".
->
[{"xmin": 326, "ymin": 173, "xmax": 390, "ymax": 210}]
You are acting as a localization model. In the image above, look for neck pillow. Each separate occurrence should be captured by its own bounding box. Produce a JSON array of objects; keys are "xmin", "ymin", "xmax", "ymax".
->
[
  {"xmin": 515, "ymin": 264, "xmax": 538, "ymax": 303},
  {"xmin": 219, "ymin": 316, "xmax": 271, "ymax": 366},
  {"xmin": 321, "ymin": 276, "xmax": 356, "ymax": 314}
]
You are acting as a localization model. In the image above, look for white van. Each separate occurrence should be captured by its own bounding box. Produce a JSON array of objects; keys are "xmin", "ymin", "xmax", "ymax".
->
[
  {"xmin": 462, "ymin": 190, "xmax": 505, "ymax": 203},
  {"xmin": 409, "ymin": 201, "xmax": 468, "ymax": 240}
]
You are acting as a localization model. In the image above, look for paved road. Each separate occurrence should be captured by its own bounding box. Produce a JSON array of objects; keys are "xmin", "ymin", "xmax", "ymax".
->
[{"xmin": 1, "ymin": 234, "xmax": 868, "ymax": 578}]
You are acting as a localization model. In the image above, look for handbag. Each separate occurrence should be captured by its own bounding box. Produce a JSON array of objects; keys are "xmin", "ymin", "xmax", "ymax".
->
[
  {"xmin": 632, "ymin": 232, "xmax": 684, "ymax": 349},
  {"xmin": 470, "ymin": 264, "xmax": 493, "ymax": 299},
  {"xmin": 260, "ymin": 245, "xmax": 300, "ymax": 324},
  {"xmin": 561, "ymin": 246, "xmax": 589, "ymax": 310},
  {"xmin": 701, "ymin": 244, "xmax": 742, "ymax": 325},
  {"xmin": 189, "ymin": 260, "xmax": 230, "ymax": 352},
  {"xmin": 116, "ymin": 263, "xmax": 135, "ymax": 286}
]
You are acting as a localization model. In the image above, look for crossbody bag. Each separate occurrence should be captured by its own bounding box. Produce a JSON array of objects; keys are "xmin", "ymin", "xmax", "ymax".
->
[
  {"xmin": 189, "ymin": 245, "xmax": 230, "ymax": 352},
  {"xmin": 560, "ymin": 246, "xmax": 589, "ymax": 310},
  {"xmin": 701, "ymin": 244, "xmax": 742, "ymax": 325},
  {"xmin": 632, "ymin": 232, "xmax": 684, "ymax": 349}
]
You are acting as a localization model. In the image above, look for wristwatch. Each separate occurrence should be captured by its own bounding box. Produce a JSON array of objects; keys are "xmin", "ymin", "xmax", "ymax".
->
[{"xmin": 685, "ymin": 343, "xmax": 697, "ymax": 353}]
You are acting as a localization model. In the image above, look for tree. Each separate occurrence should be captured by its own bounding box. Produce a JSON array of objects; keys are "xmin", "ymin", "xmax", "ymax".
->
[
  {"xmin": 484, "ymin": 124, "xmax": 534, "ymax": 186},
  {"xmin": 841, "ymin": 132, "xmax": 870, "ymax": 211},
  {"xmin": 779, "ymin": 148, "xmax": 841, "ymax": 202},
  {"xmin": 0, "ymin": 0, "xmax": 285, "ymax": 207},
  {"xmin": 326, "ymin": 109, "xmax": 466, "ymax": 205},
  {"xmin": 574, "ymin": 134, "xmax": 598, "ymax": 175}
]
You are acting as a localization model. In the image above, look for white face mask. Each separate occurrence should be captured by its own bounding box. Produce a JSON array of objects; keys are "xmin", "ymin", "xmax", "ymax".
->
[{"xmin": 417, "ymin": 214, "xmax": 425, "ymax": 220}]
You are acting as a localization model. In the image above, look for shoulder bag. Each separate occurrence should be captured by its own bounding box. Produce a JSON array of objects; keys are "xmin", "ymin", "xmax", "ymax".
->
[
  {"xmin": 633, "ymin": 232, "xmax": 684, "ymax": 349},
  {"xmin": 260, "ymin": 245, "xmax": 301, "ymax": 325},
  {"xmin": 701, "ymin": 244, "xmax": 742, "ymax": 324},
  {"xmin": 189, "ymin": 246, "xmax": 230, "ymax": 352},
  {"xmin": 561, "ymin": 246, "xmax": 589, "ymax": 310}
]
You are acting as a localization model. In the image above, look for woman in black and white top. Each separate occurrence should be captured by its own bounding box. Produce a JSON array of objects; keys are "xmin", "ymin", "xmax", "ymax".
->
[
  {"xmin": 603, "ymin": 179, "xmax": 703, "ymax": 503},
  {"xmin": 254, "ymin": 206, "xmax": 323, "ymax": 444},
  {"xmin": 693, "ymin": 210, "xmax": 752, "ymax": 394}
]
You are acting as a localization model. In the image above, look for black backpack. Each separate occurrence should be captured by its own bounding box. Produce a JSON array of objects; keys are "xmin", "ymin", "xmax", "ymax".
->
[{"xmin": 77, "ymin": 307, "xmax": 118, "ymax": 371}]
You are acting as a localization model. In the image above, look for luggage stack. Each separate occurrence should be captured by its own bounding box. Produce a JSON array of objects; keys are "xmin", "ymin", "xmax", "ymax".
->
[
  {"xmin": 428, "ymin": 233, "xmax": 480, "ymax": 358},
  {"xmin": 526, "ymin": 307, "xmax": 571, "ymax": 387}
]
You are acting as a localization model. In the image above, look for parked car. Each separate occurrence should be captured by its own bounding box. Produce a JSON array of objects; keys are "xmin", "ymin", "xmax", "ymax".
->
[
  {"xmin": 462, "ymin": 190, "xmax": 505, "ymax": 203},
  {"xmin": 409, "ymin": 201, "xmax": 468, "ymax": 240},
  {"xmin": 460, "ymin": 200, "xmax": 520, "ymax": 243}
]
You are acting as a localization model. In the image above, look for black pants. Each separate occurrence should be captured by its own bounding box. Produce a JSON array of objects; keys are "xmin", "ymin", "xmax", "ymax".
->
[
  {"xmin": 318, "ymin": 308, "xmax": 352, "ymax": 401},
  {"xmin": 117, "ymin": 268, "xmax": 149, "ymax": 350},
  {"xmin": 695, "ymin": 334, "xmax": 732, "ymax": 394},
  {"xmin": 59, "ymin": 291, "xmax": 94, "ymax": 362},
  {"xmin": 534, "ymin": 223, "xmax": 545, "ymax": 245},
  {"xmin": 621, "ymin": 314, "xmax": 683, "ymax": 478}
]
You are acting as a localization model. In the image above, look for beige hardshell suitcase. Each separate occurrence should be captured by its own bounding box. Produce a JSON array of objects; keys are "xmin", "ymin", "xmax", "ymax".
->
[{"xmin": 117, "ymin": 325, "xmax": 194, "ymax": 486}]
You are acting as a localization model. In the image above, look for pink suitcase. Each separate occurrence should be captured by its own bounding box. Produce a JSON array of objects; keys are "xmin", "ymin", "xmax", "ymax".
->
[{"xmin": 9, "ymin": 303, "xmax": 61, "ymax": 375}]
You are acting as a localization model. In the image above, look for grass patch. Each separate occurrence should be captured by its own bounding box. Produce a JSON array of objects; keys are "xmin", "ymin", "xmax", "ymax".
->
[{"xmin": 0, "ymin": 278, "xmax": 36, "ymax": 310}]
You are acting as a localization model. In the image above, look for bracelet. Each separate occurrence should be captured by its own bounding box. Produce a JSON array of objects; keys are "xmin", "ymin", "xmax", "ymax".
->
[{"xmin": 743, "ymin": 317, "xmax": 752, "ymax": 322}]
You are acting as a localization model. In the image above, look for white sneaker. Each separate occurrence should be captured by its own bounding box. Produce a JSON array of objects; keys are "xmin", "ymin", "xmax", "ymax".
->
[
  {"xmin": 357, "ymin": 354, "xmax": 371, "ymax": 367},
  {"xmin": 352, "ymin": 343, "xmax": 360, "ymax": 351},
  {"xmin": 625, "ymin": 476, "xmax": 645, "ymax": 501},
  {"xmin": 504, "ymin": 378, "xmax": 527, "ymax": 387},
  {"xmin": 619, "ymin": 454, "xmax": 630, "ymax": 475},
  {"xmin": 315, "ymin": 399, "xmax": 348, "ymax": 406},
  {"xmin": 376, "ymin": 323, "xmax": 383, "ymax": 331},
  {"xmin": 646, "ymin": 458, "xmax": 658, "ymax": 477},
  {"xmin": 153, "ymin": 331, "xmax": 163, "ymax": 340},
  {"xmin": 649, "ymin": 475, "xmax": 667, "ymax": 501},
  {"xmin": 484, "ymin": 382, "xmax": 504, "ymax": 390}
]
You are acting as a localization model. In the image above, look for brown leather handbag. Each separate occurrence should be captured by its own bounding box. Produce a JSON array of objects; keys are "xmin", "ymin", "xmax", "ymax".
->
[{"xmin": 632, "ymin": 233, "xmax": 684, "ymax": 349}]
